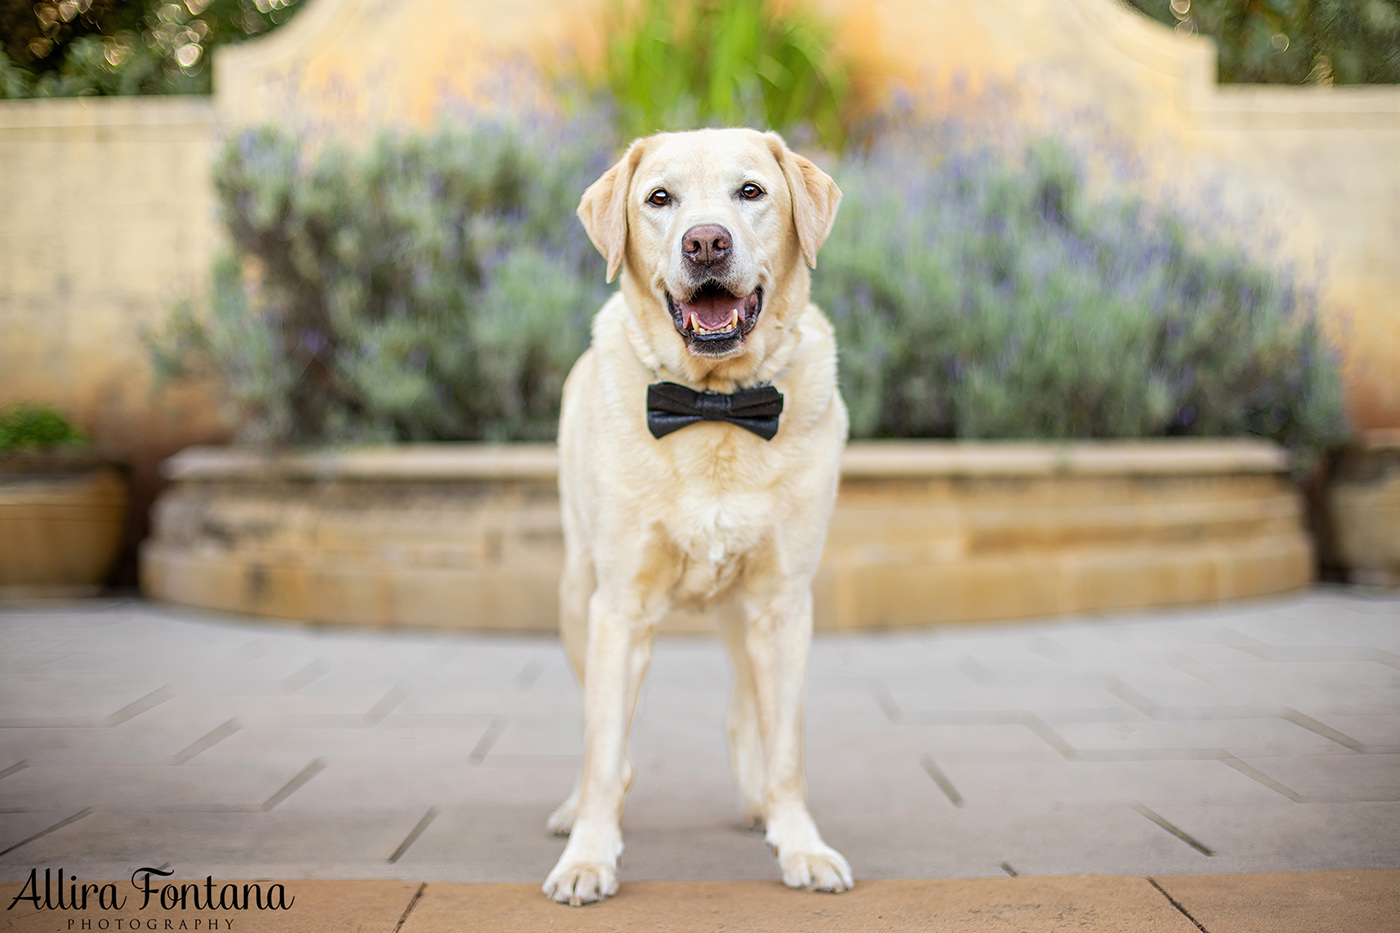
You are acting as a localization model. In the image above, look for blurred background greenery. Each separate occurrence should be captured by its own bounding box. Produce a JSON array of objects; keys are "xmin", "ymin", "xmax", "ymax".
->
[
  {"xmin": 3, "ymin": 0, "xmax": 1396, "ymax": 100},
  {"xmin": 1, "ymin": 0, "xmax": 1360, "ymax": 467},
  {"xmin": 1127, "ymin": 0, "xmax": 1399, "ymax": 85},
  {"xmin": 150, "ymin": 119, "xmax": 612, "ymax": 445},
  {"xmin": 0, "ymin": 0, "xmax": 305, "ymax": 97},
  {"xmin": 146, "ymin": 97, "xmax": 1348, "ymax": 469},
  {"xmin": 0, "ymin": 404, "xmax": 87, "ymax": 452},
  {"xmin": 595, "ymin": 0, "xmax": 853, "ymax": 149}
]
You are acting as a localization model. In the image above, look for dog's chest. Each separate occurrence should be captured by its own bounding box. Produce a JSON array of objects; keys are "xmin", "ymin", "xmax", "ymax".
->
[
  {"xmin": 666, "ymin": 493, "xmax": 767, "ymax": 602},
  {"xmin": 665, "ymin": 479, "xmax": 776, "ymax": 605}
]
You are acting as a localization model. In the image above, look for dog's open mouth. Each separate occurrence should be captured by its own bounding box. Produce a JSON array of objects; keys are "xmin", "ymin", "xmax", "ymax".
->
[{"xmin": 666, "ymin": 283, "xmax": 763, "ymax": 355}]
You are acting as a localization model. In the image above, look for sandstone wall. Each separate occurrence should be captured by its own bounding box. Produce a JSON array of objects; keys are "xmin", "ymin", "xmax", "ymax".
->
[
  {"xmin": 0, "ymin": 97, "xmax": 230, "ymax": 578},
  {"xmin": 1, "ymin": 0, "xmax": 1395, "ymax": 502}
]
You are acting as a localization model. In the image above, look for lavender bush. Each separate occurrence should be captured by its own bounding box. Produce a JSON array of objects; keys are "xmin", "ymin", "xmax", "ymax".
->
[
  {"xmin": 151, "ymin": 116, "xmax": 614, "ymax": 445},
  {"xmin": 816, "ymin": 114, "xmax": 1348, "ymax": 468},
  {"xmin": 152, "ymin": 106, "xmax": 1347, "ymax": 467}
]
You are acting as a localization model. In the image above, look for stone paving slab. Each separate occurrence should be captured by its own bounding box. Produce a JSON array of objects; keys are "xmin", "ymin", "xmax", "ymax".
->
[
  {"xmin": 1, "ymin": 590, "xmax": 1397, "ymax": 889},
  {"xmin": 1136, "ymin": 801, "xmax": 1400, "ymax": 873},
  {"xmin": 1043, "ymin": 717, "xmax": 1353, "ymax": 758},
  {"xmin": 2, "ymin": 809, "xmax": 420, "ymax": 879},
  {"xmin": 1156, "ymin": 869, "xmax": 1400, "ymax": 933},
  {"xmin": 1238, "ymin": 753, "xmax": 1400, "ymax": 801},
  {"xmin": 1306, "ymin": 714, "xmax": 1400, "ymax": 751},
  {"xmin": 0, "ymin": 761, "xmax": 325, "ymax": 812}
]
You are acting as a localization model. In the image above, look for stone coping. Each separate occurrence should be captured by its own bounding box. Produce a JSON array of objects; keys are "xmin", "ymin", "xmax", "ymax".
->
[
  {"xmin": 0, "ymin": 451, "xmax": 118, "ymax": 475},
  {"xmin": 2, "ymin": 872, "xmax": 1396, "ymax": 932},
  {"xmin": 1357, "ymin": 428, "xmax": 1400, "ymax": 451},
  {"xmin": 143, "ymin": 435, "xmax": 1310, "ymax": 629},
  {"xmin": 0, "ymin": 95, "xmax": 215, "ymax": 128},
  {"xmin": 160, "ymin": 438, "xmax": 1293, "ymax": 483}
]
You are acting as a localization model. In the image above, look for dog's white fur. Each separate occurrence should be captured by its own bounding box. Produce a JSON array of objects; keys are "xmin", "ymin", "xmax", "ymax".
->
[{"xmin": 543, "ymin": 129, "xmax": 850, "ymax": 906}]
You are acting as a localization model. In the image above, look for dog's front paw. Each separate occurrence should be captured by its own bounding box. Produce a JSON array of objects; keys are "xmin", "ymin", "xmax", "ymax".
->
[
  {"xmin": 765, "ymin": 809, "xmax": 853, "ymax": 893},
  {"xmin": 543, "ymin": 824, "xmax": 624, "ymax": 906},
  {"xmin": 778, "ymin": 843, "xmax": 853, "ymax": 893},
  {"xmin": 543, "ymin": 860, "xmax": 618, "ymax": 906}
]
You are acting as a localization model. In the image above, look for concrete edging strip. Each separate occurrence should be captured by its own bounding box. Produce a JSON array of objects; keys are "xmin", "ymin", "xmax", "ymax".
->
[{"xmin": 8, "ymin": 873, "xmax": 1397, "ymax": 932}]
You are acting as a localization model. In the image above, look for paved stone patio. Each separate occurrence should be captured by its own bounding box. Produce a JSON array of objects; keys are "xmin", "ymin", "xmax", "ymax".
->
[{"xmin": 1, "ymin": 588, "xmax": 1396, "ymax": 888}]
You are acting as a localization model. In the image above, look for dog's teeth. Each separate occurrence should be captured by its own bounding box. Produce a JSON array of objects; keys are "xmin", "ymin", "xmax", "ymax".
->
[{"xmin": 689, "ymin": 307, "xmax": 742, "ymax": 335}]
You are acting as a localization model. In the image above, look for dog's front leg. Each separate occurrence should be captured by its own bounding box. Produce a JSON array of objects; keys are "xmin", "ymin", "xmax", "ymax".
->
[
  {"xmin": 543, "ymin": 591, "xmax": 656, "ymax": 906},
  {"xmin": 745, "ymin": 584, "xmax": 853, "ymax": 892}
]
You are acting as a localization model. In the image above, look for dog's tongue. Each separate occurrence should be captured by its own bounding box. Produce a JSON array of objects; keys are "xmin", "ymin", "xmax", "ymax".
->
[{"xmin": 680, "ymin": 291, "xmax": 742, "ymax": 331}]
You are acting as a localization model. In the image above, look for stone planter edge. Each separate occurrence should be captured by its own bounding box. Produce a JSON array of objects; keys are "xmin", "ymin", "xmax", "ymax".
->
[
  {"xmin": 141, "ymin": 438, "xmax": 1312, "ymax": 633},
  {"xmin": 158, "ymin": 437, "xmax": 1292, "ymax": 481},
  {"xmin": 1, "ymin": 452, "xmax": 129, "ymax": 598}
]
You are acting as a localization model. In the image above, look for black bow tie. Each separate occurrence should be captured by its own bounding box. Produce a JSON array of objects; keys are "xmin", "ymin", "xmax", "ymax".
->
[{"xmin": 646, "ymin": 381, "xmax": 784, "ymax": 441}]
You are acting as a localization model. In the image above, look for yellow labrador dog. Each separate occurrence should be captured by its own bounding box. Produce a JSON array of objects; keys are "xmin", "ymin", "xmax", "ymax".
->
[{"xmin": 544, "ymin": 128, "xmax": 849, "ymax": 906}]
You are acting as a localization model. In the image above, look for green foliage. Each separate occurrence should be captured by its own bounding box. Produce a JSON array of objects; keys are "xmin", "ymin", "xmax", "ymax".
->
[
  {"xmin": 0, "ymin": 49, "xmax": 35, "ymax": 97},
  {"xmin": 0, "ymin": 404, "xmax": 86, "ymax": 452},
  {"xmin": 149, "ymin": 117, "xmax": 613, "ymax": 446},
  {"xmin": 597, "ymin": 0, "xmax": 852, "ymax": 149},
  {"xmin": 1127, "ymin": 0, "xmax": 1400, "ymax": 84},
  {"xmin": 814, "ymin": 116, "xmax": 1349, "ymax": 469},
  {"xmin": 152, "ymin": 110, "xmax": 1348, "ymax": 468},
  {"xmin": 0, "ymin": 0, "xmax": 304, "ymax": 98}
]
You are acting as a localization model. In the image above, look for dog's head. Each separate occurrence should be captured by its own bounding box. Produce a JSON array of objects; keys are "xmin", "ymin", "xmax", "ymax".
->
[{"xmin": 578, "ymin": 129, "xmax": 841, "ymax": 383}]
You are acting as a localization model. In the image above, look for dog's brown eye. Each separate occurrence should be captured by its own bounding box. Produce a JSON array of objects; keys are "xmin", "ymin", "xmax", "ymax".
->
[
  {"xmin": 739, "ymin": 183, "xmax": 764, "ymax": 201},
  {"xmin": 647, "ymin": 188, "xmax": 671, "ymax": 207}
]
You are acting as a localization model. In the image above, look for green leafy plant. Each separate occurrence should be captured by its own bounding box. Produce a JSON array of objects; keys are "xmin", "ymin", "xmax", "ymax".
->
[
  {"xmin": 595, "ymin": 0, "xmax": 853, "ymax": 149},
  {"xmin": 0, "ymin": 404, "xmax": 87, "ymax": 452}
]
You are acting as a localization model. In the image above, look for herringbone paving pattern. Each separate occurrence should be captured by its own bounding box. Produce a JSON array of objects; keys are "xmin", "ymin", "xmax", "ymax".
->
[{"xmin": 1, "ymin": 588, "xmax": 1396, "ymax": 884}]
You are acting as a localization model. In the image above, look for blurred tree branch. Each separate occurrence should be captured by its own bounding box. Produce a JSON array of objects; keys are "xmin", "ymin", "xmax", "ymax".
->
[
  {"xmin": 0, "ymin": 0, "xmax": 304, "ymax": 98},
  {"xmin": 1127, "ymin": 0, "xmax": 1400, "ymax": 84}
]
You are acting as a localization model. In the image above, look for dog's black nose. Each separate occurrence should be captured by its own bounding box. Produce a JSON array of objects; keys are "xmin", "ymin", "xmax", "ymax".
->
[{"xmin": 681, "ymin": 224, "xmax": 732, "ymax": 266}]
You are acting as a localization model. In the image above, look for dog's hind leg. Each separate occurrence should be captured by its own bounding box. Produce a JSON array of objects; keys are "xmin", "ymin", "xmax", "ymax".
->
[
  {"xmin": 721, "ymin": 606, "xmax": 767, "ymax": 830},
  {"xmin": 548, "ymin": 518, "xmax": 597, "ymax": 837}
]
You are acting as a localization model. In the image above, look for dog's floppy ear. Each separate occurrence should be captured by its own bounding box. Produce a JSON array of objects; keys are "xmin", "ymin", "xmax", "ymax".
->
[
  {"xmin": 577, "ymin": 137, "xmax": 648, "ymax": 283},
  {"xmin": 766, "ymin": 133, "xmax": 842, "ymax": 269}
]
